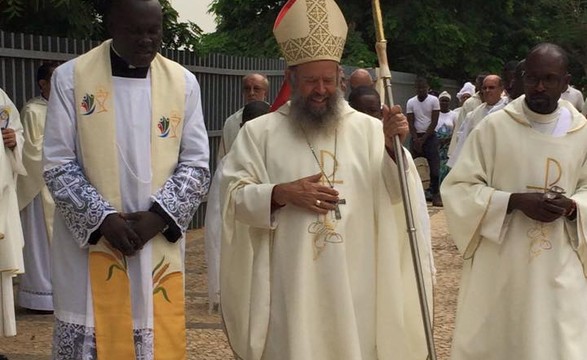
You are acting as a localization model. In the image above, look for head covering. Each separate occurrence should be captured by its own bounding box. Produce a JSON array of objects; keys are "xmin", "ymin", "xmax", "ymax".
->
[
  {"xmin": 456, "ymin": 82, "xmax": 475, "ymax": 102},
  {"xmin": 273, "ymin": 0, "xmax": 348, "ymax": 66},
  {"xmin": 439, "ymin": 91, "xmax": 451, "ymax": 100}
]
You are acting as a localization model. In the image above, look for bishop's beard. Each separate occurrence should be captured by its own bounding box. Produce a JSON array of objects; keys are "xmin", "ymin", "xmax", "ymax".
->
[{"xmin": 289, "ymin": 88, "xmax": 344, "ymax": 136}]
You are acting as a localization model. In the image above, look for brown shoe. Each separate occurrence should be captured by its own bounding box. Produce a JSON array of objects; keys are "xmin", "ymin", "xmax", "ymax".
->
[{"xmin": 432, "ymin": 194, "xmax": 443, "ymax": 207}]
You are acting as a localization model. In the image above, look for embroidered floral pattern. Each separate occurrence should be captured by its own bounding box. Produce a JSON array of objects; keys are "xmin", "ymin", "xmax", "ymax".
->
[
  {"xmin": 44, "ymin": 161, "xmax": 116, "ymax": 245},
  {"xmin": 308, "ymin": 215, "xmax": 343, "ymax": 260},
  {"xmin": 152, "ymin": 256, "xmax": 182, "ymax": 303},
  {"xmin": 53, "ymin": 320, "xmax": 96, "ymax": 360},
  {"xmin": 93, "ymin": 240, "xmax": 128, "ymax": 281},
  {"xmin": 152, "ymin": 165, "xmax": 210, "ymax": 232},
  {"xmin": 53, "ymin": 319, "xmax": 154, "ymax": 360},
  {"xmin": 528, "ymin": 222, "xmax": 553, "ymax": 259}
]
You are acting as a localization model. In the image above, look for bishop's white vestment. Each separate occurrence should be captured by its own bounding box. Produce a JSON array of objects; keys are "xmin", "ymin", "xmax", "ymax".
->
[{"xmin": 220, "ymin": 102, "xmax": 435, "ymax": 360}]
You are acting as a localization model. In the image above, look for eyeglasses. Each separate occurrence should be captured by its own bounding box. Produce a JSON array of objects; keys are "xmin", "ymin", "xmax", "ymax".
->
[
  {"xmin": 243, "ymin": 86, "xmax": 265, "ymax": 93},
  {"xmin": 522, "ymin": 71, "xmax": 563, "ymax": 88}
]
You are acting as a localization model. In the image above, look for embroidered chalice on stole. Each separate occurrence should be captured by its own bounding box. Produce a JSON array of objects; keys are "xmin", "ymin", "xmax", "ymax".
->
[{"xmin": 95, "ymin": 87, "xmax": 109, "ymax": 113}]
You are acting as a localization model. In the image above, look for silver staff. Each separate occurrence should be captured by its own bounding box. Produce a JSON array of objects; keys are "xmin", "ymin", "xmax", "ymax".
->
[{"xmin": 371, "ymin": 1, "xmax": 437, "ymax": 359}]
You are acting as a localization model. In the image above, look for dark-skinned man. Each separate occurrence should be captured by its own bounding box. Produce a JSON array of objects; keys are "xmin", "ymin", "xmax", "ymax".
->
[
  {"xmin": 442, "ymin": 43, "xmax": 587, "ymax": 360},
  {"xmin": 43, "ymin": 0, "xmax": 210, "ymax": 358},
  {"xmin": 407, "ymin": 77, "xmax": 442, "ymax": 206}
]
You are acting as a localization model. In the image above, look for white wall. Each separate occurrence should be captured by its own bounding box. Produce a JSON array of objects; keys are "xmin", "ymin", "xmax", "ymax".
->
[{"xmin": 170, "ymin": 0, "xmax": 216, "ymax": 33}]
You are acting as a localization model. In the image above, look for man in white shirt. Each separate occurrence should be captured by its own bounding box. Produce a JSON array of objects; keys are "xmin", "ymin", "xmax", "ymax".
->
[{"xmin": 407, "ymin": 78, "xmax": 442, "ymax": 206}]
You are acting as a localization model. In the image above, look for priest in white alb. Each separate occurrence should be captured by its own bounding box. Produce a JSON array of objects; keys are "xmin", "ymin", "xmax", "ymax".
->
[
  {"xmin": 442, "ymin": 43, "xmax": 587, "ymax": 360},
  {"xmin": 447, "ymin": 74, "xmax": 508, "ymax": 168},
  {"xmin": 0, "ymin": 87, "xmax": 26, "ymax": 337},
  {"xmin": 220, "ymin": 1, "xmax": 434, "ymax": 359},
  {"xmin": 42, "ymin": 1, "xmax": 210, "ymax": 359},
  {"xmin": 16, "ymin": 62, "xmax": 58, "ymax": 312}
]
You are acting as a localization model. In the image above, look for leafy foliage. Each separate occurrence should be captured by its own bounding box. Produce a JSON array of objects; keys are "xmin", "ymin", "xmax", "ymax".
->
[
  {"xmin": 2, "ymin": 0, "xmax": 586, "ymax": 84},
  {"xmin": 0, "ymin": 0, "xmax": 203, "ymax": 51},
  {"xmin": 538, "ymin": 0, "xmax": 587, "ymax": 87},
  {"xmin": 203, "ymin": 0, "xmax": 587, "ymax": 84}
]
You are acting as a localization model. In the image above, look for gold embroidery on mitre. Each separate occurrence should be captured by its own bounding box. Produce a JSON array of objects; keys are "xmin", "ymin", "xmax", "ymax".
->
[{"xmin": 275, "ymin": 0, "xmax": 348, "ymax": 66}]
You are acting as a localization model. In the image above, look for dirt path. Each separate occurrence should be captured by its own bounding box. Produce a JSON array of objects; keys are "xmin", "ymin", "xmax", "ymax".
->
[{"xmin": 0, "ymin": 208, "xmax": 462, "ymax": 359}]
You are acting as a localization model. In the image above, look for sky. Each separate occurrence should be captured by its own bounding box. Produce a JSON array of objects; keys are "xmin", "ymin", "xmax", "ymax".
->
[{"xmin": 171, "ymin": 0, "xmax": 216, "ymax": 34}]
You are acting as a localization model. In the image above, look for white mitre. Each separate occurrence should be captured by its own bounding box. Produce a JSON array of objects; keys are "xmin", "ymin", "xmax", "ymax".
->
[{"xmin": 273, "ymin": 0, "xmax": 348, "ymax": 66}]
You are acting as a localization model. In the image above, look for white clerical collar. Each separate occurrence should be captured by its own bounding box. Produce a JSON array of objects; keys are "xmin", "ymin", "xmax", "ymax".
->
[{"xmin": 522, "ymin": 100, "xmax": 560, "ymax": 124}]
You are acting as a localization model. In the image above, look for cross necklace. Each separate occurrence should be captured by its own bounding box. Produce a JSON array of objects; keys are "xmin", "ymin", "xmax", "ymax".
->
[{"xmin": 300, "ymin": 127, "xmax": 346, "ymax": 220}]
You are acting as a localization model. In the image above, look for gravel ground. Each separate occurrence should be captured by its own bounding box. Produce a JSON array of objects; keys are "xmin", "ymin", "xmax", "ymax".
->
[{"xmin": 0, "ymin": 207, "xmax": 462, "ymax": 359}]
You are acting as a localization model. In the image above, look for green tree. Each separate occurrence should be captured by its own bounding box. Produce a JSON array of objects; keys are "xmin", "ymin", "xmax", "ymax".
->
[
  {"xmin": 539, "ymin": 0, "xmax": 587, "ymax": 87},
  {"xmin": 0, "ymin": 0, "xmax": 203, "ymax": 51},
  {"xmin": 203, "ymin": 0, "xmax": 551, "ymax": 81}
]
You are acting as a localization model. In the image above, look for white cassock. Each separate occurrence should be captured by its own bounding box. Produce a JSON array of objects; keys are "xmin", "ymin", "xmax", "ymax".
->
[
  {"xmin": 0, "ymin": 88, "xmax": 26, "ymax": 337},
  {"xmin": 220, "ymin": 102, "xmax": 435, "ymax": 360},
  {"xmin": 16, "ymin": 96, "xmax": 55, "ymax": 311},
  {"xmin": 206, "ymin": 107, "xmax": 242, "ymax": 310},
  {"xmin": 447, "ymin": 93, "xmax": 482, "ymax": 158},
  {"xmin": 442, "ymin": 96, "xmax": 587, "ymax": 360},
  {"xmin": 447, "ymin": 97, "xmax": 508, "ymax": 168},
  {"xmin": 43, "ymin": 60, "xmax": 209, "ymax": 358},
  {"xmin": 216, "ymin": 108, "xmax": 243, "ymax": 160}
]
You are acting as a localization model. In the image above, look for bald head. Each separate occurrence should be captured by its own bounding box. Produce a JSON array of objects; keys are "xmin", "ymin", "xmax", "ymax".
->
[
  {"xmin": 243, "ymin": 73, "xmax": 269, "ymax": 103},
  {"xmin": 526, "ymin": 43, "xmax": 569, "ymax": 71},
  {"xmin": 482, "ymin": 75, "xmax": 503, "ymax": 106},
  {"xmin": 349, "ymin": 69, "xmax": 374, "ymax": 90},
  {"xmin": 524, "ymin": 43, "xmax": 570, "ymax": 114}
]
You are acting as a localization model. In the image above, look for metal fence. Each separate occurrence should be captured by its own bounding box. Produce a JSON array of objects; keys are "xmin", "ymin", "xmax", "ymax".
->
[{"xmin": 0, "ymin": 30, "xmax": 460, "ymax": 228}]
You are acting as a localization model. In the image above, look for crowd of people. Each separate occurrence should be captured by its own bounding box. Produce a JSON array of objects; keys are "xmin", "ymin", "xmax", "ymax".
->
[{"xmin": 2, "ymin": 0, "xmax": 587, "ymax": 359}]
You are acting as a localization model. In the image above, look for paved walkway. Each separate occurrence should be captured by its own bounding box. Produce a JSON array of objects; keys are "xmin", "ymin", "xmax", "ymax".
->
[{"xmin": 0, "ymin": 208, "xmax": 461, "ymax": 359}]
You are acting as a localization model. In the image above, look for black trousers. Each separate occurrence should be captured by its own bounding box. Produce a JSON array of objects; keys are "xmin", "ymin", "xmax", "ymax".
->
[{"xmin": 411, "ymin": 133, "xmax": 440, "ymax": 195}]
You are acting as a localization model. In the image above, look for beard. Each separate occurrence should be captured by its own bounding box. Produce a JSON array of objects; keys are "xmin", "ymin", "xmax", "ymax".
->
[{"xmin": 289, "ymin": 88, "xmax": 344, "ymax": 135}]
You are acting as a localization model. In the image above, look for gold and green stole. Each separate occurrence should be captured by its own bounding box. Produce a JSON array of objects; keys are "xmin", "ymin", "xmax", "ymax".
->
[{"xmin": 74, "ymin": 39, "xmax": 187, "ymax": 359}]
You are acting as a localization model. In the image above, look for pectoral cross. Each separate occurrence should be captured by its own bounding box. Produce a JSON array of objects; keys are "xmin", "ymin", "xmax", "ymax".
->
[{"xmin": 334, "ymin": 198, "xmax": 346, "ymax": 220}]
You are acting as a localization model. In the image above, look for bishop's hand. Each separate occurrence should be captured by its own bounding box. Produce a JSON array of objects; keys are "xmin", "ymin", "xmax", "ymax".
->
[
  {"xmin": 383, "ymin": 105, "xmax": 409, "ymax": 156},
  {"xmin": 507, "ymin": 192, "xmax": 572, "ymax": 222},
  {"xmin": 272, "ymin": 173, "xmax": 339, "ymax": 215},
  {"xmin": 99, "ymin": 213, "xmax": 141, "ymax": 256}
]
